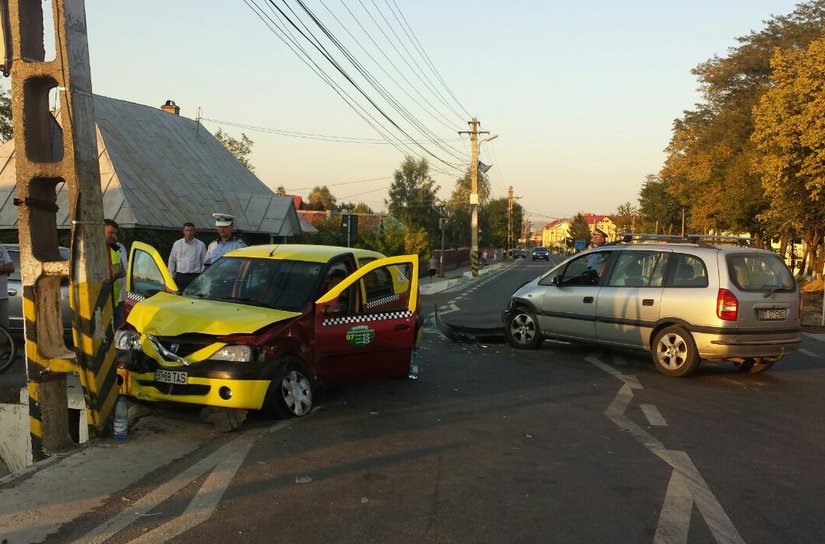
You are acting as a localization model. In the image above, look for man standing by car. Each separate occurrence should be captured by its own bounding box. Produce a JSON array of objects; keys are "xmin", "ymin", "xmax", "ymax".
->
[
  {"xmin": 168, "ymin": 222, "xmax": 206, "ymax": 289},
  {"xmin": 204, "ymin": 213, "xmax": 246, "ymax": 267},
  {"xmin": 105, "ymin": 219, "xmax": 128, "ymax": 328},
  {"xmin": 0, "ymin": 245, "xmax": 14, "ymax": 356}
]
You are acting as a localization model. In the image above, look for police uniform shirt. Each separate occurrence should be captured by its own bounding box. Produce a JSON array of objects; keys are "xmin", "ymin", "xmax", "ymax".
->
[{"xmin": 204, "ymin": 238, "xmax": 246, "ymax": 266}]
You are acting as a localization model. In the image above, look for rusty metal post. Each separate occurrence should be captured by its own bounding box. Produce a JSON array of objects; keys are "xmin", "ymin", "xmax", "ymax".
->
[{"xmin": 8, "ymin": 0, "xmax": 113, "ymax": 460}]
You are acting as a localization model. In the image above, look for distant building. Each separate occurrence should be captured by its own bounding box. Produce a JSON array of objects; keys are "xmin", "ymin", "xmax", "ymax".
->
[
  {"xmin": 582, "ymin": 213, "xmax": 617, "ymax": 240},
  {"xmin": 541, "ymin": 219, "xmax": 571, "ymax": 250}
]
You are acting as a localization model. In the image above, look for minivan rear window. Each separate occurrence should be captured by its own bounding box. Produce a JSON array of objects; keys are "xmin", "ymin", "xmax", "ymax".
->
[{"xmin": 727, "ymin": 254, "xmax": 794, "ymax": 291}]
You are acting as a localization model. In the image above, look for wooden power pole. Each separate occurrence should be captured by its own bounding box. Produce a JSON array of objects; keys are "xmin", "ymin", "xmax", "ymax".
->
[{"xmin": 459, "ymin": 118, "xmax": 488, "ymax": 277}]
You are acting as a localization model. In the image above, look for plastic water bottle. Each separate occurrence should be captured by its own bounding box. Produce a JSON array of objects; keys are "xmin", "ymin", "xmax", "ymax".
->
[{"xmin": 113, "ymin": 396, "xmax": 128, "ymax": 441}]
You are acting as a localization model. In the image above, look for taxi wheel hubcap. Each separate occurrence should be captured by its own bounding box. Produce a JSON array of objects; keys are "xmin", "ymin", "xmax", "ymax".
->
[
  {"xmin": 657, "ymin": 333, "xmax": 687, "ymax": 369},
  {"xmin": 282, "ymin": 370, "xmax": 312, "ymax": 416},
  {"xmin": 511, "ymin": 314, "xmax": 536, "ymax": 344}
]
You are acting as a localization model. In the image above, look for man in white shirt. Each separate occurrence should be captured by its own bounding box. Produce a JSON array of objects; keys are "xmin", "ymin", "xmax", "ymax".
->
[{"xmin": 168, "ymin": 222, "xmax": 206, "ymax": 289}]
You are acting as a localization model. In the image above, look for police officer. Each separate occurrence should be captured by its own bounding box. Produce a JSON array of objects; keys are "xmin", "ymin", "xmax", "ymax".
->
[
  {"xmin": 591, "ymin": 227, "xmax": 608, "ymax": 248},
  {"xmin": 204, "ymin": 213, "xmax": 246, "ymax": 266}
]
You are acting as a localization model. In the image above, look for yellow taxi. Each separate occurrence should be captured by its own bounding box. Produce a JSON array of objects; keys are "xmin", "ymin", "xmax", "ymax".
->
[{"xmin": 116, "ymin": 243, "xmax": 419, "ymax": 417}]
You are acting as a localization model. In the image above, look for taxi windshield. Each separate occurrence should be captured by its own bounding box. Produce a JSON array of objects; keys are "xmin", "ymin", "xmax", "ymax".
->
[{"xmin": 182, "ymin": 257, "xmax": 323, "ymax": 311}]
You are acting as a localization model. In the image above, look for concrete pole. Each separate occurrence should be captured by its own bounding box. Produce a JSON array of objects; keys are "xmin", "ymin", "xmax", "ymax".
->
[{"xmin": 469, "ymin": 118, "xmax": 479, "ymax": 277}]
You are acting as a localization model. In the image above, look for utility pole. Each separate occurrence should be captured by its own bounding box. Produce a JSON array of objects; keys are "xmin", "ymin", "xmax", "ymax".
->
[
  {"xmin": 459, "ymin": 118, "xmax": 489, "ymax": 277},
  {"xmin": 6, "ymin": 0, "xmax": 115, "ymax": 461},
  {"xmin": 507, "ymin": 186, "xmax": 513, "ymax": 254}
]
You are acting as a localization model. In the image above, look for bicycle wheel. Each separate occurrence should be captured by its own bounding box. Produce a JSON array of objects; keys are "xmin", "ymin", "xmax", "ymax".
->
[{"xmin": 0, "ymin": 325, "xmax": 17, "ymax": 374}]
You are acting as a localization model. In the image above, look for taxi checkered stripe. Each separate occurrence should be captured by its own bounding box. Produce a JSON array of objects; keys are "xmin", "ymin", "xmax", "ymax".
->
[
  {"xmin": 323, "ymin": 310, "xmax": 413, "ymax": 327},
  {"xmin": 127, "ymin": 291, "xmax": 146, "ymax": 302},
  {"xmin": 365, "ymin": 294, "xmax": 400, "ymax": 309}
]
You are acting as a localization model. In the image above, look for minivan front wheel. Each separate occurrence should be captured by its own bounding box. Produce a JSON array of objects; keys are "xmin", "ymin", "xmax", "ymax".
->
[
  {"xmin": 651, "ymin": 326, "xmax": 700, "ymax": 377},
  {"xmin": 506, "ymin": 307, "xmax": 543, "ymax": 349}
]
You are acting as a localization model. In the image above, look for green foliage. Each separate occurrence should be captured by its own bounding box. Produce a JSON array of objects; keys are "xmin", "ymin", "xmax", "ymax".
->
[
  {"xmin": 275, "ymin": 185, "xmax": 287, "ymax": 196},
  {"xmin": 307, "ymin": 186, "xmax": 337, "ymax": 211},
  {"xmin": 404, "ymin": 227, "xmax": 430, "ymax": 256},
  {"xmin": 353, "ymin": 202, "xmax": 373, "ymax": 214},
  {"xmin": 657, "ymin": 1, "xmax": 825, "ymax": 237},
  {"xmin": 386, "ymin": 156, "xmax": 441, "ymax": 246},
  {"xmin": 638, "ymin": 175, "xmax": 682, "ymax": 233},
  {"xmin": 481, "ymin": 198, "xmax": 521, "ymax": 247},
  {"xmin": 568, "ymin": 213, "xmax": 591, "ymax": 247},
  {"xmin": 0, "ymin": 86, "xmax": 11, "ymax": 143},
  {"xmin": 214, "ymin": 129, "xmax": 255, "ymax": 172},
  {"xmin": 752, "ymin": 36, "xmax": 825, "ymax": 244},
  {"xmin": 614, "ymin": 202, "xmax": 638, "ymax": 233}
]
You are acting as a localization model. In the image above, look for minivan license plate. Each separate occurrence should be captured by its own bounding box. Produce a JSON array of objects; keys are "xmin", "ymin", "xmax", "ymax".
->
[
  {"xmin": 758, "ymin": 308, "xmax": 786, "ymax": 321},
  {"xmin": 155, "ymin": 369, "xmax": 187, "ymax": 384}
]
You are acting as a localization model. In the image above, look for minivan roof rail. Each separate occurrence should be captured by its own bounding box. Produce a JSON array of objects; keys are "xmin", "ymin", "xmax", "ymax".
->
[{"xmin": 617, "ymin": 233, "xmax": 752, "ymax": 247}]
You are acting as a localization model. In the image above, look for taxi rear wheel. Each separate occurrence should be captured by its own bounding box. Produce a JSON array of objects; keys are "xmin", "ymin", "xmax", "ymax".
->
[{"xmin": 264, "ymin": 357, "xmax": 315, "ymax": 418}]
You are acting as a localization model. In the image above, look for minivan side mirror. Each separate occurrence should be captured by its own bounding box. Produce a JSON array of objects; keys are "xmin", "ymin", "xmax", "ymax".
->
[{"xmin": 552, "ymin": 275, "xmax": 561, "ymax": 285}]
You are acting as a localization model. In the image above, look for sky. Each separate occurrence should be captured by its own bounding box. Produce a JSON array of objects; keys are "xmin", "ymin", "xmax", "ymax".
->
[{"xmin": 80, "ymin": 0, "xmax": 802, "ymax": 225}]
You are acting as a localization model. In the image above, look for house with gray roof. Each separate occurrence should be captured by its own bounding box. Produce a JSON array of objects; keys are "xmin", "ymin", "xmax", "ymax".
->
[{"xmin": 0, "ymin": 95, "xmax": 315, "ymax": 243}]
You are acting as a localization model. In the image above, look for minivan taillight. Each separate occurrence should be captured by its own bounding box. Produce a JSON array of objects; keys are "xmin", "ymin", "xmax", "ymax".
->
[{"xmin": 717, "ymin": 289, "xmax": 738, "ymax": 321}]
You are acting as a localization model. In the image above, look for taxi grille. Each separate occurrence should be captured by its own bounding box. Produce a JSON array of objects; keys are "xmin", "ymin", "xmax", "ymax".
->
[{"xmin": 155, "ymin": 334, "xmax": 216, "ymax": 358}]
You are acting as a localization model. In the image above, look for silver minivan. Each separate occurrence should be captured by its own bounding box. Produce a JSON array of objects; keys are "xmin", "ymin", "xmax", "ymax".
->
[
  {"xmin": 502, "ymin": 235, "xmax": 801, "ymax": 376},
  {"xmin": 2, "ymin": 244, "xmax": 72, "ymax": 336}
]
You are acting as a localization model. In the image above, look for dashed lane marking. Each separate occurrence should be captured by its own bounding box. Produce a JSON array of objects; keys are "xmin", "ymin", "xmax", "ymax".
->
[{"xmin": 799, "ymin": 348, "xmax": 817, "ymax": 357}]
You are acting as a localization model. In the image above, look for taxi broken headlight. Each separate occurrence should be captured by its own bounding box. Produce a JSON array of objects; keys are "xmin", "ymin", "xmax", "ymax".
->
[
  {"xmin": 114, "ymin": 330, "xmax": 142, "ymax": 351},
  {"xmin": 211, "ymin": 345, "xmax": 254, "ymax": 363}
]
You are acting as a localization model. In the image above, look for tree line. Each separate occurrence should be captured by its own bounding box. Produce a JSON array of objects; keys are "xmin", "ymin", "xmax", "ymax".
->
[{"xmin": 636, "ymin": 0, "xmax": 825, "ymax": 275}]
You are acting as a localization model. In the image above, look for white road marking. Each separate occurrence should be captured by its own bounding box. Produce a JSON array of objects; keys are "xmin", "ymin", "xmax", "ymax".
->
[
  {"xmin": 586, "ymin": 352, "xmax": 744, "ymax": 544},
  {"xmin": 77, "ymin": 421, "xmax": 293, "ymax": 544},
  {"xmin": 799, "ymin": 348, "xmax": 817, "ymax": 357},
  {"xmin": 128, "ymin": 434, "xmax": 256, "ymax": 543},
  {"xmin": 438, "ymin": 303, "xmax": 461, "ymax": 316},
  {"xmin": 654, "ymin": 469, "xmax": 692, "ymax": 544},
  {"xmin": 640, "ymin": 404, "xmax": 668, "ymax": 427}
]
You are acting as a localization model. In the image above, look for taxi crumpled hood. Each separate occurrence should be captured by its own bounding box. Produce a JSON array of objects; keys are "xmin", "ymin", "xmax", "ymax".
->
[{"xmin": 127, "ymin": 292, "xmax": 301, "ymax": 336}]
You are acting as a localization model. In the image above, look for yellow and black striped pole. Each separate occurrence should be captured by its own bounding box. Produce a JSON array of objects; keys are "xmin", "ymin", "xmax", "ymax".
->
[{"xmin": 8, "ymin": 0, "xmax": 115, "ymax": 461}]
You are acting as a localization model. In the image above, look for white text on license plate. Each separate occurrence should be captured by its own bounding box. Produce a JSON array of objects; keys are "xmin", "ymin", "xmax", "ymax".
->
[
  {"xmin": 155, "ymin": 369, "xmax": 187, "ymax": 384},
  {"xmin": 758, "ymin": 308, "xmax": 786, "ymax": 320}
]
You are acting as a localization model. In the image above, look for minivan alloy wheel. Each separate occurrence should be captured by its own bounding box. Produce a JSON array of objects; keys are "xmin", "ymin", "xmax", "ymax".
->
[
  {"xmin": 507, "ymin": 308, "xmax": 543, "ymax": 349},
  {"xmin": 652, "ymin": 326, "xmax": 700, "ymax": 377}
]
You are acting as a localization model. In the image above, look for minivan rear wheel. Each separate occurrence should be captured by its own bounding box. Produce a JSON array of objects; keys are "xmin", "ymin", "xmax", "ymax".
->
[
  {"xmin": 506, "ymin": 307, "xmax": 543, "ymax": 349},
  {"xmin": 651, "ymin": 326, "xmax": 700, "ymax": 377}
]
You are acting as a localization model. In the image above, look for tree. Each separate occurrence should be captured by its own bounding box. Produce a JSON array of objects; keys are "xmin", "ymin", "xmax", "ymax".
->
[
  {"xmin": 214, "ymin": 128, "xmax": 255, "ymax": 172},
  {"xmin": 0, "ymin": 86, "xmax": 11, "ymax": 143},
  {"xmin": 638, "ymin": 175, "xmax": 682, "ymax": 233},
  {"xmin": 658, "ymin": 1, "xmax": 825, "ymax": 237},
  {"xmin": 752, "ymin": 37, "xmax": 825, "ymax": 273},
  {"xmin": 568, "ymin": 213, "xmax": 591, "ymax": 248},
  {"xmin": 353, "ymin": 202, "xmax": 373, "ymax": 214},
  {"xmin": 443, "ymin": 166, "xmax": 491, "ymax": 248},
  {"xmin": 614, "ymin": 202, "xmax": 639, "ymax": 233},
  {"xmin": 275, "ymin": 185, "xmax": 287, "ymax": 196},
  {"xmin": 307, "ymin": 186, "xmax": 337, "ymax": 211},
  {"xmin": 386, "ymin": 156, "xmax": 441, "ymax": 243},
  {"xmin": 482, "ymin": 198, "xmax": 522, "ymax": 247}
]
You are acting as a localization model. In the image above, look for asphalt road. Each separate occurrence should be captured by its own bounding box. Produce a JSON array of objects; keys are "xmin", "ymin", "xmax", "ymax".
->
[{"xmin": 48, "ymin": 258, "xmax": 825, "ymax": 543}]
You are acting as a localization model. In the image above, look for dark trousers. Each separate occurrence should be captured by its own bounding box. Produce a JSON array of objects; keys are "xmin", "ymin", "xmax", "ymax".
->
[{"xmin": 174, "ymin": 272, "xmax": 200, "ymax": 290}]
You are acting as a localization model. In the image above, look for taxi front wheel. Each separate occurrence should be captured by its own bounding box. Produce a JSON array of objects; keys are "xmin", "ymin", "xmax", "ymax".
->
[{"xmin": 264, "ymin": 357, "xmax": 315, "ymax": 418}]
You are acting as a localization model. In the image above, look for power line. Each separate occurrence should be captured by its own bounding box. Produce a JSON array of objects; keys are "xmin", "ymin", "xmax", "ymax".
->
[{"xmin": 253, "ymin": 0, "xmax": 465, "ymax": 172}]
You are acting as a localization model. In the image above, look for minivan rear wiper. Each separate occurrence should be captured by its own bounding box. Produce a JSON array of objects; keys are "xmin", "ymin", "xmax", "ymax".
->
[{"xmin": 762, "ymin": 287, "xmax": 783, "ymax": 298}]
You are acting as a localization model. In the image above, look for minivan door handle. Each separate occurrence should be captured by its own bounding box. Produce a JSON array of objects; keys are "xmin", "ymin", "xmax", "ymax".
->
[
  {"xmin": 582, "ymin": 296, "xmax": 594, "ymax": 304},
  {"xmin": 7, "ymin": 289, "xmax": 16, "ymax": 296},
  {"xmin": 642, "ymin": 299, "xmax": 654, "ymax": 306}
]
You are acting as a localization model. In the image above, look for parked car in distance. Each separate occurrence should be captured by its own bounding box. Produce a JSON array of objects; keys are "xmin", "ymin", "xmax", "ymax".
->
[
  {"xmin": 503, "ymin": 234, "xmax": 801, "ymax": 377},
  {"xmin": 531, "ymin": 246, "xmax": 550, "ymax": 261},
  {"xmin": 3, "ymin": 244, "xmax": 72, "ymax": 336},
  {"xmin": 509, "ymin": 248, "xmax": 526, "ymax": 259},
  {"xmin": 116, "ymin": 243, "xmax": 420, "ymax": 418}
]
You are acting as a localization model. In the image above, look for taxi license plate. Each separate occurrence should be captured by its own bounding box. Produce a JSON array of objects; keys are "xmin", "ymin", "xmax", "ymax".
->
[
  {"xmin": 155, "ymin": 369, "xmax": 187, "ymax": 384},
  {"xmin": 758, "ymin": 308, "xmax": 786, "ymax": 321}
]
